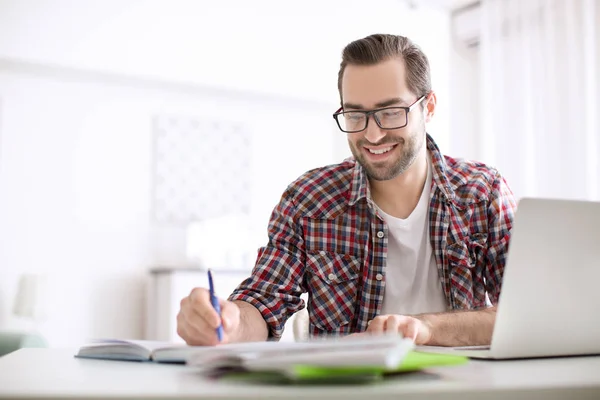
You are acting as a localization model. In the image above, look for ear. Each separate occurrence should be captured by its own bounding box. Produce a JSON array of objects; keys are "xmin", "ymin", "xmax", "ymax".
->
[{"xmin": 423, "ymin": 91, "xmax": 437, "ymax": 123}]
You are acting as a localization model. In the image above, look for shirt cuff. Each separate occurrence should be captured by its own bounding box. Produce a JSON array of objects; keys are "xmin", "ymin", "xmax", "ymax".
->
[{"xmin": 228, "ymin": 290, "xmax": 284, "ymax": 340}]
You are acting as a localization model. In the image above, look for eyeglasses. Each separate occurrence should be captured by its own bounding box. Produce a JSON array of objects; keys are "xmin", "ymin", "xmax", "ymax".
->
[{"xmin": 332, "ymin": 95, "xmax": 426, "ymax": 133}]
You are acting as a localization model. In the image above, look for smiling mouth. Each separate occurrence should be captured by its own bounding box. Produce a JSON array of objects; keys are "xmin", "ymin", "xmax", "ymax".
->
[{"xmin": 366, "ymin": 145, "xmax": 395, "ymax": 155}]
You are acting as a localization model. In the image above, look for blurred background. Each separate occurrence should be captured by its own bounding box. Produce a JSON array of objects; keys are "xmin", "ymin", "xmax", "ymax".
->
[{"xmin": 0, "ymin": 0, "xmax": 597, "ymax": 348}]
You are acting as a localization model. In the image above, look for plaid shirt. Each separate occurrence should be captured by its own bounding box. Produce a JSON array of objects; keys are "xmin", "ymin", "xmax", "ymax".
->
[{"xmin": 229, "ymin": 134, "xmax": 516, "ymax": 339}]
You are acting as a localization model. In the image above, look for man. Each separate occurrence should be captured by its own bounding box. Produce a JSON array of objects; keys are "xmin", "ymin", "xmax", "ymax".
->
[{"xmin": 177, "ymin": 34, "xmax": 516, "ymax": 347}]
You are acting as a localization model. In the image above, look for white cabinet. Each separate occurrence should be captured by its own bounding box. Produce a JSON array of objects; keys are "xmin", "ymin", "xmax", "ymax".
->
[{"xmin": 145, "ymin": 268, "xmax": 297, "ymax": 343}]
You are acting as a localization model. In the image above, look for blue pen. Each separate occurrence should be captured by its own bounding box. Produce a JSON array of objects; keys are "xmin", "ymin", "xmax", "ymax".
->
[{"xmin": 207, "ymin": 268, "xmax": 224, "ymax": 342}]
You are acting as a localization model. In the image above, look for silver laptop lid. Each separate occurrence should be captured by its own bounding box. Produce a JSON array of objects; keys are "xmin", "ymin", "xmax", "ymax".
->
[{"xmin": 491, "ymin": 197, "xmax": 600, "ymax": 358}]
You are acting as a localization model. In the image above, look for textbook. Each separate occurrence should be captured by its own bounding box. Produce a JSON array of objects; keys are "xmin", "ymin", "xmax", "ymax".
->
[
  {"xmin": 188, "ymin": 334, "xmax": 415, "ymax": 372},
  {"xmin": 186, "ymin": 334, "xmax": 468, "ymax": 381}
]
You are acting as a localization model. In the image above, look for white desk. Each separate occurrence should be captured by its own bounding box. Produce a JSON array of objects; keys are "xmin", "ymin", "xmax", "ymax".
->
[{"xmin": 1, "ymin": 348, "xmax": 599, "ymax": 399}]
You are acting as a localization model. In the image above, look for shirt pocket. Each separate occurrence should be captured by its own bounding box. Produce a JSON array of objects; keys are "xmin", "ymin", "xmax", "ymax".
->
[{"xmin": 305, "ymin": 251, "xmax": 361, "ymax": 333}]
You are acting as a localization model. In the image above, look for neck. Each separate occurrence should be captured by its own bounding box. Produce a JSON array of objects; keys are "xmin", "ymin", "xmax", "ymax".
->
[{"xmin": 370, "ymin": 148, "xmax": 429, "ymax": 219}]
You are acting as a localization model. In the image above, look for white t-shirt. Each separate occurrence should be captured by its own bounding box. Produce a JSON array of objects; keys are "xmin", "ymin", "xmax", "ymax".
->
[{"xmin": 377, "ymin": 157, "xmax": 447, "ymax": 316}]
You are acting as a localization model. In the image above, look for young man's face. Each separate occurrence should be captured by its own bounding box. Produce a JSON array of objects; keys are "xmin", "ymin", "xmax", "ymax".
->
[{"xmin": 341, "ymin": 58, "xmax": 429, "ymax": 181}]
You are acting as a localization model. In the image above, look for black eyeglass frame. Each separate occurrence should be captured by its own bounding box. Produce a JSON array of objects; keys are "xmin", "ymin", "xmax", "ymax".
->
[{"xmin": 332, "ymin": 95, "xmax": 427, "ymax": 133}]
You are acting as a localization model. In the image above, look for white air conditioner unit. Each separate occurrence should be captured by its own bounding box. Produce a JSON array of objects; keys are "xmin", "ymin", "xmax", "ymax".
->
[{"xmin": 453, "ymin": 4, "xmax": 481, "ymax": 47}]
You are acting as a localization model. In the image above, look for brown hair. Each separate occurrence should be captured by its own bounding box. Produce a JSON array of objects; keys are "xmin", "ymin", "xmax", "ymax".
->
[{"xmin": 337, "ymin": 33, "xmax": 431, "ymax": 105}]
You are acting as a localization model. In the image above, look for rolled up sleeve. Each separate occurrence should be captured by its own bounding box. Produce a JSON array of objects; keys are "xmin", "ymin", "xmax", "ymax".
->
[
  {"xmin": 228, "ymin": 188, "xmax": 306, "ymax": 340},
  {"xmin": 484, "ymin": 171, "xmax": 517, "ymax": 304}
]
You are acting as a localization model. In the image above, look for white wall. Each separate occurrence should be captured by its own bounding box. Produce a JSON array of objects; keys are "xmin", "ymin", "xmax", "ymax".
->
[
  {"xmin": 0, "ymin": 0, "xmax": 450, "ymax": 106},
  {"xmin": 448, "ymin": 39, "xmax": 480, "ymax": 160},
  {"xmin": 0, "ymin": 0, "xmax": 451, "ymax": 347},
  {"xmin": 0, "ymin": 65, "xmax": 334, "ymax": 346}
]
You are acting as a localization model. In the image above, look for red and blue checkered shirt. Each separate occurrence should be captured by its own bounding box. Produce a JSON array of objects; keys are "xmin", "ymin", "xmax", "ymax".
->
[{"xmin": 229, "ymin": 134, "xmax": 516, "ymax": 339}]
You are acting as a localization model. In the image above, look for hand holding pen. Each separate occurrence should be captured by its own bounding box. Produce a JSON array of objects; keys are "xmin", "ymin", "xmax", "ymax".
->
[{"xmin": 176, "ymin": 269, "xmax": 242, "ymax": 346}]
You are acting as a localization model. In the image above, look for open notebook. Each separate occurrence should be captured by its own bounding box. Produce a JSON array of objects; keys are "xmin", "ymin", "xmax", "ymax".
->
[{"xmin": 75, "ymin": 339, "xmax": 289, "ymax": 363}]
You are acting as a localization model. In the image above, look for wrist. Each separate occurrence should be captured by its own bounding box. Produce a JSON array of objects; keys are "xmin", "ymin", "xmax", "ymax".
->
[
  {"xmin": 232, "ymin": 300, "xmax": 269, "ymax": 342},
  {"xmin": 415, "ymin": 314, "xmax": 435, "ymax": 345},
  {"xmin": 228, "ymin": 301, "xmax": 245, "ymax": 343}
]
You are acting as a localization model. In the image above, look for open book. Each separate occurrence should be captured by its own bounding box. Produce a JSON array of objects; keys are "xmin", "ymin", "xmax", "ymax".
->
[
  {"xmin": 75, "ymin": 339, "xmax": 194, "ymax": 363},
  {"xmin": 74, "ymin": 339, "xmax": 290, "ymax": 363}
]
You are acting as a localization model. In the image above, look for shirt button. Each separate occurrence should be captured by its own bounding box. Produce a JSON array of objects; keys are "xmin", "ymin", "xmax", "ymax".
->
[
  {"xmin": 328, "ymin": 273, "xmax": 336, "ymax": 281},
  {"xmin": 375, "ymin": 273, "xmax": 383, "ymax": 281},
  {"xmin": 377, "ymin": 231, "xmax": 384, "ymax": 238}
]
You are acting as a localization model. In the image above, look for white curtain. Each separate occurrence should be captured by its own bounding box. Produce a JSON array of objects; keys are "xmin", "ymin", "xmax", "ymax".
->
[{"xmin": 480, "ymin": 0, "xmax": 599, "ymax": 201}]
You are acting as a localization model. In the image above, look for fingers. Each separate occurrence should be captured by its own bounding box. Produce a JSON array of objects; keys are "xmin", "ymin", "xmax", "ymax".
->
[
  {"xmin": 188, "ymin": 288, "xmax": 221, "ymax": 329},
  {"xmin": 176, "ymin": 287, "xmax": 235, "ymax": 346},
  {"xmin": 383, "ymin": 315, "xmax": 403, "ymax": 334},
  {"xmin": 365, "ymin": 314, "xmax": 427, "ymax": 343},
  {"xmin": 177, "ymin": 296, "xmax": 218, "ymax": 346},
  {"xmin": 177, "ymin": 308, "xmax": 210, "ymax": 345},
  {"xmin": 367, "ymin": 315, "xmax": 407, "ymax": 334},
  {"xmin": 366, "ymin": 316, "xmax": 386, "ymax": 333}
]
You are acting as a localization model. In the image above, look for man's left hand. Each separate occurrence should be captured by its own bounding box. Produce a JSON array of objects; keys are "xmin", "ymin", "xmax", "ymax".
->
[{"xmin": 366, "ymin": 314, "xmax": 432, "ymax": 345}]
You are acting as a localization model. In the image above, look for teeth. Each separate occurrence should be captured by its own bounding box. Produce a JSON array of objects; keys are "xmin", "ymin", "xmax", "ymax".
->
[{"xmin": 368, "ymin": 146, "xmax": 393, "ymax": 155}]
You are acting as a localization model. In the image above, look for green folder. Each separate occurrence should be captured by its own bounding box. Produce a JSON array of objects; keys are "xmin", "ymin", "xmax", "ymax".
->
[{"xmin": 222, "ymin": 351, "xmax": 468, "ymax": 384}]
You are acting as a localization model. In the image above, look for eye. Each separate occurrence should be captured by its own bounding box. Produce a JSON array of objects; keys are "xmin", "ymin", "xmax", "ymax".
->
[
  {"xmin": 382, "ymin": 109, "xmax": 402, "ymax": 117},
  {"xmin": 344, "ymin": 112, "xmax": 365, "ymax": 121}
]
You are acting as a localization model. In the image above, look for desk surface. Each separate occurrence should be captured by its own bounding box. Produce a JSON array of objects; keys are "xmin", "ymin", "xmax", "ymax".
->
[{"xmin": 1, "ymin": 348, "xmax": 599, "ymax": 400}]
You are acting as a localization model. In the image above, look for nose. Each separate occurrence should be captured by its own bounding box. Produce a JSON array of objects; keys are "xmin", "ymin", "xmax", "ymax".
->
[{"xmin": 363, "ymin": 115, "xmax": 387, "ymax": 144}]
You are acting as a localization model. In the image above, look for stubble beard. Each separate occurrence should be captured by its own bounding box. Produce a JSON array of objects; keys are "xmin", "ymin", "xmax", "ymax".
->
[{"xmin": 350, "ymin": 127, "xmax": 426, "ymax": 182}]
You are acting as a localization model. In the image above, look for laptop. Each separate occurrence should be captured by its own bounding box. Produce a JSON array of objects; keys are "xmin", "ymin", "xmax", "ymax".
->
[{"xmin": 417, "ymin": 197, "xmax": 600, "ymax": 360}]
